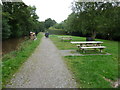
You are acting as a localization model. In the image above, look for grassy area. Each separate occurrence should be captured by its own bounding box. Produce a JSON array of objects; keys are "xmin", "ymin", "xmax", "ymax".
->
[
  {"xmin": 2, "ymin": 33, "xmax": 43, "ymax": 87},
  {"xmin": 50, "ymin": 35, "xmax": 119, "ymax": 88}
]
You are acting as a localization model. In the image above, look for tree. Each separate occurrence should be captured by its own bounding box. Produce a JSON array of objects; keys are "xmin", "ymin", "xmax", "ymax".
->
[
  {"xmin": 44, "ymin": 18, "xmax": 56, "ymax": 29},
  {"xmin": 65, "ymin": 1, "xmax": 120, "ymax": 40},
  {"xmin": 2, "ymin": 12, "xmax": 11, "ymax": 40},
  {"xmin": 2, "ymin": 1, "xmax": 42, "ymax": 40},
  {"xmin": 52, "ymin": 22, "xmax": 65, "ymax": 29},
  {"xmin": 64, "ymin": 13, "xmax": 79, "ymax": 34}
]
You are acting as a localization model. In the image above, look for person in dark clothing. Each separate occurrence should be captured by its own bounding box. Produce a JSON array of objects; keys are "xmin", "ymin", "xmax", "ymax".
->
[
  {"xmin": 35, "ymin": 31, "xmax": 38, "ymax": 36},
  {"xmin": 45, "ymin": 32, "xmax": 49, "ymax": 38}
]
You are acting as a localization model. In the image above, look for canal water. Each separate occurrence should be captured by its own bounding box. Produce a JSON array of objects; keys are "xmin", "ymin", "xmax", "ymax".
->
[{"xmin": 2, "ymin": 37, "xmax": 27, "ymax": 55}]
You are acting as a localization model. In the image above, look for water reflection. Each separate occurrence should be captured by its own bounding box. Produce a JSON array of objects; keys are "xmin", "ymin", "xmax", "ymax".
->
[{"xmin": 2, "ymin": 37, "xmax": 27, "ymax": 55}]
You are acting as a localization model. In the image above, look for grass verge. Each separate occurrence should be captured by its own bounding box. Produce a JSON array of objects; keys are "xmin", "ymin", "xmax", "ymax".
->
[
  {"xmin": 2, "ymin": 33, "xmax": 43, "ymax": 87},
  {"xmin": 50, "ymin": 35, "xmax": 119, "ymax": 88}
]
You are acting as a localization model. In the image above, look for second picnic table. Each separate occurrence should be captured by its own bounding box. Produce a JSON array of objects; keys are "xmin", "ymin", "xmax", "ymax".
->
[{"xmin": 58, "ymin": 36, "xmax": 72, "ymax": 41}]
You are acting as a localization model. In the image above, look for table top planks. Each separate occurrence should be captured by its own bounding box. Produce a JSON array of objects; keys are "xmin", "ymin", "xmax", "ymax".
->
[{"xmin": 71, "ymin": 41, "xmax": 103, "ymax": 44}]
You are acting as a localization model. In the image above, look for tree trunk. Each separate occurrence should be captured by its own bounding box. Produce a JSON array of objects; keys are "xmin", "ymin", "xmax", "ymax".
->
[{"xmin": 91, "ymin": 30, "xmax": 96, "ymax": 40}]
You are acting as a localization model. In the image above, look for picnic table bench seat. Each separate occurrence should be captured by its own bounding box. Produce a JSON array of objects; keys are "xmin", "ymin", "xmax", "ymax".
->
[
  {"xmin": 77, "ymin": 44, "xmax": 101, "ymax": 47},
  {"xmin": 79, "ymin": 46, "xmax": 106, "ymax": 53}
]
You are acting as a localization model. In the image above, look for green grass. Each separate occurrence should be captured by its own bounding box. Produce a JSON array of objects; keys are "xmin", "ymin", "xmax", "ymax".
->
[
  {"xmin": 50, "ymin": 35, "xmax": 119, "ymax": 88},
  {"xmin": 2, "ymin": 33, "xmax": 43, "ymax": 87},
  {"xmin": 50, "ymin": 35, "xmax": 86, "ymax": 50}
]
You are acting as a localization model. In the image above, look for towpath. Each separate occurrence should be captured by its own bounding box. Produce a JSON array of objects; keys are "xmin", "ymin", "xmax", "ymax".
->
[{"xmin": 6, "ymin": 36, "xmax": 77, "ymax": 88}]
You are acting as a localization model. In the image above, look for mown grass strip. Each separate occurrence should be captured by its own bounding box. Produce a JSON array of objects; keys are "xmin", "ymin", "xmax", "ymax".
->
[
  {"xmin": 2, "ymin": 33, "xmax": 43, "ymax": 87},
  {"xmin": 50, "ymin": 35, "xmax": 119, "ymax": 88}
]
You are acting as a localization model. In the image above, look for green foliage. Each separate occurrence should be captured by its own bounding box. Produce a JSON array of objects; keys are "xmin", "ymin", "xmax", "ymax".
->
[
  {"xmin": 64, "ymin": 13, "xmax": 79, "ymax": 34},
  {"xmin": 38, "ymin": 22, "xmax": 45, "ymax": 32},
  {"xmin": 65, "ymin": 2, "xmax": 120, "ymax": 40},
  {"xmin": 52, "ymin": 22, "xmax": 64, "ymax": 29},
  {"xmin": 44, "ymin": 18, "xmax": 56, "ymax": 29},
  {"xmin": 2, "ymin": 2, "xmax": 43, "ymax": 40},
  {"xmin": 2, "ymin": 33, "xmax": 43, "ymax": 87},
  {"xmin": 2, "ymin": 12, "xmax": 11, "ymax": 39}
]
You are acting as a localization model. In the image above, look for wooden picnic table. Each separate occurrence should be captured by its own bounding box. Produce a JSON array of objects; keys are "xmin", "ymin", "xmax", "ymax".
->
[
  {"xmin": 71, "ymin": 41, "xmax": 105, "ymax": 53},
  {"xmin": 58, "ymin": 36, "xmax": 72, "ymax": 41},
  {"xmin": 71, "ymin": 41, "xmax": 103, "ymax": 46}
]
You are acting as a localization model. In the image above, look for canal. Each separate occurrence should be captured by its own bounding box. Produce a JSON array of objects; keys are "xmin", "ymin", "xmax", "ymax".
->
[{"xmin": 2, "ymin": 37, "xmax": 27, "ymax": 55}]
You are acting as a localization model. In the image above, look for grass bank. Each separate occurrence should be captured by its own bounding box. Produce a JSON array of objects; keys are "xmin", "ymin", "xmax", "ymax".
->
[
  {"xmin": 2, "ymin": 33, "xmax": 43, "ymax": 87},
  {"xmin": 50, "ymin": 35, "xmax": 119, "ymax": 88}
]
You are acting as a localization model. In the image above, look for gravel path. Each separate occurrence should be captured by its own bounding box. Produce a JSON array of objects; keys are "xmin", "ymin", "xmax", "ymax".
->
[{"xmin": 6, "ymin": 37, "xmax": 77, "ymax": 88}]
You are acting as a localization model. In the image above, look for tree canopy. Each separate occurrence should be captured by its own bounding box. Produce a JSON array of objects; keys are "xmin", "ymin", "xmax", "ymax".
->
[
  {"xmin": 2, "ymin": 1, "xmax": 44, "ymax": 40},
  {"xmin": 64, "ymin": 1, "xmax": 120, "ymax": 40},
  {"xmin": 44, "ymin": 18, "xmax": 56, "ymax": 29}
]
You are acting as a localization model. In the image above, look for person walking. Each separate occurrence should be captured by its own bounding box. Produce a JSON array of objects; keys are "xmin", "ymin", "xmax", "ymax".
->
[{"xmin": 45, "ymin": 32, "xmax": 49, "ymax": 38}]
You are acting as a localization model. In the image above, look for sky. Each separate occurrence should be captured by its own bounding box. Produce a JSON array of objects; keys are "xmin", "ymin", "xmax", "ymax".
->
[{"xmin": 22, "ymin": 0, "xmax": 74, "ymax": 23}]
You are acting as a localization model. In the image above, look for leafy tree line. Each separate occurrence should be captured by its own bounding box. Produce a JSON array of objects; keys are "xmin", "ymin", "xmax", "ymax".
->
[
  {"xmin": 2, "ymin": 1, "xmax": 45, "ymax": 40},
  {"xmin": 52, "ymin": 21, "xmax": 64, "ymax": 30},
  {"xmin": 44, "ymin": 18, "xmax": 56, "ymax": 29},
  {"xmin": 62, "ymin": 2, "xmax": 120, "ymax": 41},
  {"xmin": 2, "ymin": 0, "xmax": 57, "ymax": 40}
]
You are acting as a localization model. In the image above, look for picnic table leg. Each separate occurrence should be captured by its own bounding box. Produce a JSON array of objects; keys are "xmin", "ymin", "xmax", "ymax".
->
[
  {"xmin": 94, "ymin": 48, "xmax": 97, "ymax": 51},
  {"xmin": 82, "ymin": 49, "xmax": 85, "ymax": 53},
  {"xmin": 77, "ymin": 48, "xmax": 80, "ymax": 52},
  {"xmin": 77, "ymin": 46, "xmax": 81, "ymax": 52},
  {"xmin": 100, "ymin": 48, "xmax": 103, "ymax": 52}
]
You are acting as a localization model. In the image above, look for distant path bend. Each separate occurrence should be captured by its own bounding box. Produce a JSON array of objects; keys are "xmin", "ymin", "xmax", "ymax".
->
[{"xmin": 6, "ymin": 36, "xmax": 77, "ymax": 88}]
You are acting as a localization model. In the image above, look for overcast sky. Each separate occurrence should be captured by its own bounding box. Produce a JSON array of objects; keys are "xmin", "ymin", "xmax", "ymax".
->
[{"xmin": 22, "ymin": 0, "xmax": 74, "ymax": 23}]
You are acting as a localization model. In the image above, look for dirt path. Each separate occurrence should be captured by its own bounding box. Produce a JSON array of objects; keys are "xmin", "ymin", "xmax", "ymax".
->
[{"xmin": 6, "ymin": 37, "xmax": 77, "ymax": 88}]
